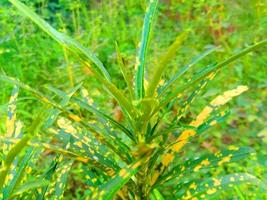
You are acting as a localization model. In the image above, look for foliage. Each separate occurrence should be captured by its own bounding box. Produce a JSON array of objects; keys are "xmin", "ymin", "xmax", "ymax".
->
[{"xmin": 0, "ymin": 0, "xmax": 266, "ymax": 199}]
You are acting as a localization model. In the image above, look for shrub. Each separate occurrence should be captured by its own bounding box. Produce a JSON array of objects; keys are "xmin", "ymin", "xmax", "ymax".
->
[{"xmin": 1, "ymin": 0, "xmax": 266, "ymax": 199}]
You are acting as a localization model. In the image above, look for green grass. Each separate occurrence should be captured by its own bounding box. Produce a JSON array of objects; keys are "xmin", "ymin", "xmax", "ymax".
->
[{"xmin": 0, "ymin": 0, "xmax": 266, "ymax": 199}]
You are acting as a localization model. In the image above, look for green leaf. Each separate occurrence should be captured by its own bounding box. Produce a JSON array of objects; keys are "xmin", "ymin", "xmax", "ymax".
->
[
  {"xmin": 35, "ymin": 159, "xmax": 58, "ymax": 200},
  {"xmin": 11, "ymin": 179, "xmax": 49, "ymax": 198},
  {"xmin": 72, "ymin": 97, "xmax": 136, "ymax": 142},
  {"xmin": 43, "ymin": 83, "xmax": 83, "ymax": 129},
  {"xmin": 170, "ymin": 71, "xmax": 217, "ymax": 125},
  {"xmin": 156, "ymin": 39, "xmax": 267, "ymax": 112},
  {"xmin": 48, "ymin": 160, "xmax": 73, "ymax": 200},
  {"xmin": 92, "ymin": 159, "xmax": 145, "ymax": 200},
  {"xmin": 5, "ymin": 86, "xmax": 19, "ymax": 139},
  {"xmin": 0, "ymin": 136, "xmax": 30, "ymax": 190},
  {"xmin": 8, "ymin": 0, "xmax": 137, "ymax": 119},
  {"xmin": 4, "ymin": 148, "xmax": 34, "ymax": 199},
  {"xmin": 159, "ymin": 46, "xmax": 218, "ymax": 96},
  {"xmin": 175, "ymin": 173, "xmax": 264, "ymax": 199},
  {"xmin": 115, "ymin": 41, "xmax": 134, "ymax": 100},
  {"xmin": 147, "ymin": 31, "xmax": 189, "ymax": 97},
  {"xmin": 157, "ymin": 147, "xmax": 255, "ymax": 186},
  {"xmin": 135, "ymin": 0, "xmax": 158, "ymax": 99},
  {"xmin": 41, "ymin": 128, "xmax": 120, "ymax": 169},
  {"xmin": 151, "ymin": 189, "xmax": 165, "ymax": 200},
  {"xmin": 0, "ymin": 75, "xmax": 135, "ymax": 156}
]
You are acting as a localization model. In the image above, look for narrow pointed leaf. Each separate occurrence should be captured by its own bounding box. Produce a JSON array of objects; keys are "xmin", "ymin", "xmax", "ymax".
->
[
  {"xmin": 135, "ymin": 0, "xmax": 158, "ymax": 99},
  {"xmin": 0, "ymin": 136, "xmax": 30, "ymax": 190},
  {"xmin": 115, "ymin": 42, "xmax": 134, "ymax": 100},
  {"xmin": 9, "ymin": 0, "xmax": 137, "ymax": 119},
  {"xmin": 152, "ymin": 85, "xmax": 248, "ymax": 186},
  {"xmin": 147, "ymin": 31, "xmax": 189, "ymax": 97},
  {"xmin": 159, "ymin": 47, "xmax": 218, "ymax": 96},
  {"xmin": 176, "ymin": 173, "xmax": 264, "ymax": 199},
  {"xmin": 4, "ymin": 148, "xmax": 33, "ymax": 199},
  {"xmin": 157, "ymin": 147, "xmax": 255, "ymax": 186},
  {"xmin": 156, "ymin": 39, "xmax": 267, "ymax": 111},
  {"xmin": 92, "ymin": 159, "xmax": 145, "ymax": 200},
  {"xmin": 11, "ymin": 180, "xmax": 49, "ymax": 198}
]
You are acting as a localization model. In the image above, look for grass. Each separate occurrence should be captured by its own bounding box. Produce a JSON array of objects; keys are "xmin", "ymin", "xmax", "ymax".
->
[{"xmin": 0, "ymin": 0, "xmax": 266, "ymax": 199}]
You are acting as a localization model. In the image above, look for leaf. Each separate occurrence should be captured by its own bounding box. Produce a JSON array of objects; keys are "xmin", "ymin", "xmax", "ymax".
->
[
  {"xmin": 146, "ymin": 31, "xmax": 189, "ymax": 97},
  {"xmin": 115, "ymin": 41, "xmax": 134, "ymax": 100},
  {"xmin": 46, "ymin": 160, "xmax": 73, "ymax": 200},
  {"xmin": 92, "ymin": 159, "xmax": 145, "ymax": 200},
  {"xmin": 0, "ymin": 136, "xmax": 30, "ymax": 190},
  {"xmin": 5, "ymin": 86, "xmax": 19, "ymax": 138},
  {"xmin": 157, "ymin": 147, "xmax": 255, "ymax": 186},
  {"xmin": 135, "ymin": 0, "xmax": 158, "ymax": 99},
  {"xmin": 157, "ymin": 39, "xmax": 267, "ymax": 111},
  {"xmin": 175, "ymin": 173, "xmax": 264, "ymax": 199},
  {"xmin": 8, "ymin": 0, "xmax": 137, "ymax": 119},
  {"xmin": 151, "ymin": 189, "xmax": 165, "ymax": 200},
  {"xmin": 4, "ymin": 148, "xmax": 34, "ymax": 199},
  {"xmin": 159, "ymin": 47, "xmax": 218, "ymax": 96},
  {"xmin": 164, "ymin": 85, "xmax": 248, "ymax": 159},
  {"xmin": 0, "ymin": 75, "xmax": 135, "ymax": 157},
  {"xmin": 11, "ymin": 179, "xmax": 49, "ymax": 198},
  {"xmin": 72, "ymin": 97, "xmax": 136, "ymax": 142},
  {"xmin": 168, "ymin": 71, "xmax": 218, "ymax": 131},
  {"xmin": 45, "ymin": 126, "xmax": 121, "ymax": 169},
  {"xmin": 46, "ymin": 85, "xmax": 136, "ymax": 142},
  {"xmin": 8, "ymin": 0, "xmax": 111, "ymax": 81},
  {"xmin": 151, "ymin": 85, "xmax": 248, "ymax": 186},
  {"xmin": 43, "ymin": 83, "xmax": 83, "ymax": 129},
  {"xmin": 35, "ymin": 159, "xmax": 58, "ymax": 200}
]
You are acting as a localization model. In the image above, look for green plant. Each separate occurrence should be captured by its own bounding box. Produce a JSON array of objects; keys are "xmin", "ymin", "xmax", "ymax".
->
[
  {"xmin": 1, "ymin": 0, "xmax": 266, "ymax": 199},
  {"xmin": 0, "ymin": 86, "xmax": 49, "ymax": 199}
]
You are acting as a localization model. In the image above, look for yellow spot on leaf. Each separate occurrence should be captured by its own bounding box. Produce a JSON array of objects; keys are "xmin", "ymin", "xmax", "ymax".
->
[
  {"xmin": 150, "ymin": 171, "xmax": 160, "ymax": 186},
  {"xmin": 119, "ymin": 169, "xmax": 128, "ymax": 179},
  {"xmin": 191, "ymin": 106, "xmax": 213, "ymax": 127},
  {"xmin": 57, "ymin": 117, "xmax": 77, "ymax": 134},
  {"xmin": 182, "ymin": 191, "xmax": 192, "ymax": 200},
  {"xmin": 194, "ymin": 159, "xmax": 210, "ymax": 172},
  {"xmin": 210, "ymin": 120, "xmax": 217, "ymax": 126},
  {"xmin": 134, "ymin": 57, "xmax": 140, "ymax": 70},
  {"xmin": 215, "ymin": 151, "xmax": 222, "ymax": 157},
  {"xmin": 207, "ymin": 188, "xmax": 217, "ymax": 195},
  {"xmin": 189, "ymin": 182, "xmax": 197, "ymax": 190},
  {"xmin": 228, "ymin": 145, "xmax": 239, "ymax": 151},
  {"xmin": 162, "ymin": 153, "xmax": 175, "ymax": 166},
  {"xmin": 26, "ymin": 167, "xmax": 32, "ymax": 174},
  {"xmin": 75, "ymin": 141, "xmax": 83, "ymax": 148},
  {"xmin": 213, "ymin": 178, "xmax": 221, "ymax": 186},
  {"xmin": 201, "ymin": 159, "xmax": 210, "ymax": 166},
  {"xmin": 218, "ymin": 154, "xmax": 232, "ymax": 165},
  {"xmin": 210, "ymin": 85, "xmax": 248, "ymax": 107},
  {"xmin": 69, "ymin": 114, "xmax": 81, "ymax": 122},
  {"xmin": 41, "ymin": 97, "xmax": 50, "ymax": 103}
]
